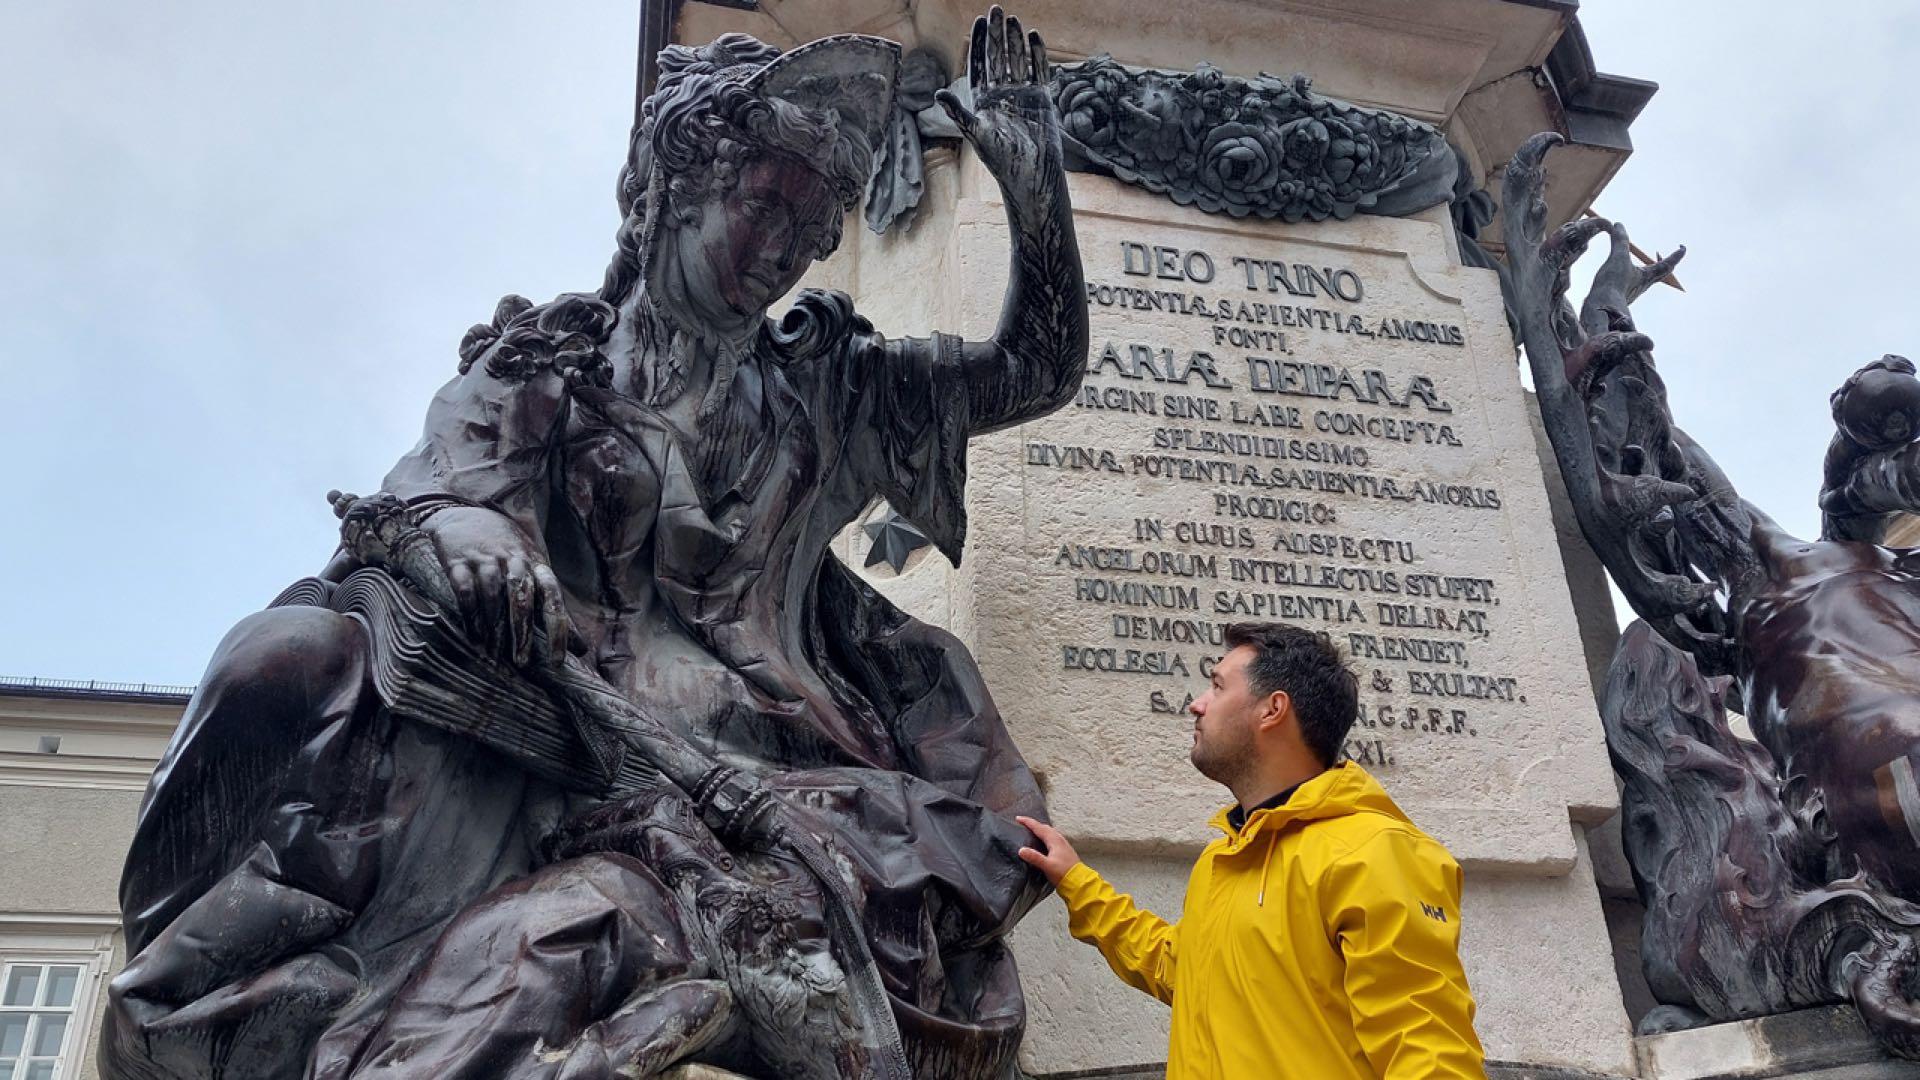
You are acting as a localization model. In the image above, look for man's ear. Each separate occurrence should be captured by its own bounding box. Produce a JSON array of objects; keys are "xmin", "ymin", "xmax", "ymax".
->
[{"xmin": 1257, "ymin": 689, "xmax": 1291, "ymax": 733}]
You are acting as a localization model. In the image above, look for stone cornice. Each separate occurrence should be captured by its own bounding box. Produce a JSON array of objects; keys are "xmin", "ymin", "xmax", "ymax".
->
[{"xmin": 1541, "ymin": 15, "xmax": 1657, "ymax": 153}]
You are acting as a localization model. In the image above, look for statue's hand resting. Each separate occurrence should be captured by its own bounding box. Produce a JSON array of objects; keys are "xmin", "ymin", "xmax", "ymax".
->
[
  {"xmin": 418, "ymin": 505, "xmax": 572, "ymax": 668},
  {"xmin": 936, "ymin": 7, "xmax": 1062, "ymax": 208}
]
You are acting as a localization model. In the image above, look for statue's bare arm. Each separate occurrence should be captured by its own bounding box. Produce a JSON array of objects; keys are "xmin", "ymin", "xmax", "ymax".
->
[{"xmin": 931, "ymin": 8, "xmax": 1088, "ymax": 434}]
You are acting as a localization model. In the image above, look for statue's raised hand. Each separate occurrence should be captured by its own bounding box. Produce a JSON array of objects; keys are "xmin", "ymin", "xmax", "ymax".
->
[{"xmin": 936, "ymin": 7, "xmax": 1063, "ymax": 206}]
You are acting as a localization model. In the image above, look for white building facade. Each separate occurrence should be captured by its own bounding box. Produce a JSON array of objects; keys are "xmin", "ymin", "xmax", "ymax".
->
[{"xmin": 0, "ymin": 679, "xmax": 187, "ymax": 1080}]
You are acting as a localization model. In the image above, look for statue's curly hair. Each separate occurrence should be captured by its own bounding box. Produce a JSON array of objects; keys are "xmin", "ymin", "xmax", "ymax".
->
[
  {"xmin": 457, "ymin": 33, "xmax": 872, "ymax": 404},
  {"xmin": 600, "ymin": 34, "xmax": 870, "ymax": 326}
]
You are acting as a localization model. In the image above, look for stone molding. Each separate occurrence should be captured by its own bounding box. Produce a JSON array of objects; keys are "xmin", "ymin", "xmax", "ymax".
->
[{"xmin": 0, "ymin": 752, "xmax": 158, "ymax": 791}]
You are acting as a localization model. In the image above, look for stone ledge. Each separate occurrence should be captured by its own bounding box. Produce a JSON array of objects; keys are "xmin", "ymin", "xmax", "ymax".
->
[
  {"xmin": 1635, "ymin": 1005, "xmax": 1920, "ymax": 1079},
  {"xmin": 1487, "ymin": 1062, "xmax": 1634, "ymax": 1080}
]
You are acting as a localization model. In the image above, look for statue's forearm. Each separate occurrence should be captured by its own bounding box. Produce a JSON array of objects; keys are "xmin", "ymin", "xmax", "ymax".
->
[{"xmin": 966, "ymin": 165, "xmax": 1087, "ymax": 432}]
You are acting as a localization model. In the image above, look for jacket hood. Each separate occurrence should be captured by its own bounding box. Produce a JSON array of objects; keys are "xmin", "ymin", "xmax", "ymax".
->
[{"xmin": 1210, "ymin": 761, "xmax": 1411, "ymax": 838}]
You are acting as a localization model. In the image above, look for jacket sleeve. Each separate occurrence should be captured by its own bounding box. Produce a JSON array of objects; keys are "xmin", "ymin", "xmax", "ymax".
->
[
  {"xmin": 1055, "ymin": 862, "xmax": 1178, "ymax": 1004},
  {"xmin": 1323, "ymin": 830, "xmax": 1487, "ymax": 1079}
]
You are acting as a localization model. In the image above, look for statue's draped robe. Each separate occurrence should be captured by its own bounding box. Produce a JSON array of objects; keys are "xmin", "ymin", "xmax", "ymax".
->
[{"xmin": 104, "ymin": 291, "xmax": 1050, "ymax": 1079}]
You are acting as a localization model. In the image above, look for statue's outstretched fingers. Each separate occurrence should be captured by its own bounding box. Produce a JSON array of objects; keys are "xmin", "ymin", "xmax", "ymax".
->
[
  {"xmin": 1029, "ymin": 29, "xmax": 1049, "ymax": 84},
  {"xmin": 986, "ymin": 6, "xmax": 1007, "ymax": 89},
  {"xmin": 968, "ymin": 13, "xmax": 989, "ymax": 97},
  {"xmin": 1005, "ymin": 14, "xmax": 1029, "ymax": 83}
]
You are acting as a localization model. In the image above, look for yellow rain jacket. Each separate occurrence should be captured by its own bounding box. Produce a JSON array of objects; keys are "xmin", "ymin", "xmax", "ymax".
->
[{"xmin": 1055, "ymin": 761, "xmax": 1485, "ymax": 1079}]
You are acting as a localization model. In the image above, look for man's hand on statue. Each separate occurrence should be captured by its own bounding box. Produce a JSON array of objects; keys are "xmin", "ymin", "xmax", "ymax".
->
[
  {"xmin": 936, "ymin": 7, "xmax": 1062, "ymax": 204},
  {"xmin": 421, "ymin": 505, "xmax": 571, "ymax": 668},
  {"xmin": 1015, "ymin": 815, "xmax": 1082, "ymax": 885}
]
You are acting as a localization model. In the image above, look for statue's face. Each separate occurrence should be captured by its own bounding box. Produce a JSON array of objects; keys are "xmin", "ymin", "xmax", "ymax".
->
[{"xmin": 671, "ymin": 152, "xmax": 842, "ymax": 326}]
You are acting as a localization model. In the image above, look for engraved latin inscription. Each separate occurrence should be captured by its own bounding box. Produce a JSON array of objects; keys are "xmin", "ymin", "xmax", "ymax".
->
[{"xmin": 1030, "ymin": 239, "xmax": 1524, "ymax": 767}]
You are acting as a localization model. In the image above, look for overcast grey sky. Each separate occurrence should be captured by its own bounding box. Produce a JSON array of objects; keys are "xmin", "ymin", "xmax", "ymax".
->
[{"xmin": 2, "ymin": 2, "xmax": 1915, "ymax": 685}]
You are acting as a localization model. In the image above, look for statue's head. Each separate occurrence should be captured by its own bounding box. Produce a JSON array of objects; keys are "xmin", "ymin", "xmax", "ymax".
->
[{"xmin": 616, "ymin": 33, "xmax": 900, "ymax": 330}]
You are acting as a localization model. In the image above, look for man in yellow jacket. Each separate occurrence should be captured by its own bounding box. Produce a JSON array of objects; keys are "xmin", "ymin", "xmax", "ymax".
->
[{"xmin": 1018, "ymin": 622, "xmax": 1486, "ymax": 1079}]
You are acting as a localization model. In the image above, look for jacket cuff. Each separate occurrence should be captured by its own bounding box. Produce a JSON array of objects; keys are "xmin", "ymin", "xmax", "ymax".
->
[{"xmin": 1056, "ymin": 861, "xmax": 1102, "ymax": 904}]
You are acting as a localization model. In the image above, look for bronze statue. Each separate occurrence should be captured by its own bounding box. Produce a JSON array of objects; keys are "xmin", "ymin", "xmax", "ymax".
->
[
  {"xmin": 102, "ymin": 9, "xmax": 1086, "ymax": 1079},
  {"xmin": 1600, "ymin": 620, "xmax": 1920, "ymax": 1050},
  {"xmin": 1506, "ymin": 133, "xmax": 1920, "ymax": 1053}
]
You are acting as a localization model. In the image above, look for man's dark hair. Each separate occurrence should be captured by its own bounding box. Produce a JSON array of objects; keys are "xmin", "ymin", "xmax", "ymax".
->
[{"xmin": 1223, "ymin": 622, "xmax": 1359, "ymax": 767}]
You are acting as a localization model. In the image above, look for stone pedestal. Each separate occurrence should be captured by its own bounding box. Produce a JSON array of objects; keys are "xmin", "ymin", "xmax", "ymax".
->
[
  {"xmin": 673, "ymin": 0, "xmax": 1656, "ymax": 1074},
  {"xmin": 854, "ymin": 154, "xmax": 1632, "ymax": 1080}
]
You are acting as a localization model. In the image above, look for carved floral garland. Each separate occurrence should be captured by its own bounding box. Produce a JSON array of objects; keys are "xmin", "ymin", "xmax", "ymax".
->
[{"xmin": 1048, "ymin": 55, "xmax": 1457, "ymax": 223}]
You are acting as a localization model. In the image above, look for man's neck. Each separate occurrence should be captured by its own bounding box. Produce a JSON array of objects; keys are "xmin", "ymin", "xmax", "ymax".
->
[{"xmin": 1232, "ymin": 760, "xmax": 1326, "ymax": 812}]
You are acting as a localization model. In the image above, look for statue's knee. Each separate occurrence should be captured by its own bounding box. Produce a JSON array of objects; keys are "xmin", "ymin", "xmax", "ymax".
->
[{"xmin": 201, "ymin": 606, "xmax": 366, "ymax": 702}]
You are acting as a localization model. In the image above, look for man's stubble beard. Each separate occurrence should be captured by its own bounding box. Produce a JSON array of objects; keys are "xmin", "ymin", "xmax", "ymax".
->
[{"xmin": 1190, "ymin": 722, "xmax": 1257, "ymax": 793}]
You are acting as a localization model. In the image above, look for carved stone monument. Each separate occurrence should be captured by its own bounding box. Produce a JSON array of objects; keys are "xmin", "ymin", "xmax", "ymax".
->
[{"xmin": 662, "ymin": 1, "xmax": 1661, "ymax": 1075}]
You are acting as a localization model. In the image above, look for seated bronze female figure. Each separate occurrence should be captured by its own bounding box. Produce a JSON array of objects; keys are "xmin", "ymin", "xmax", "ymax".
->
[{"xmin": 102, "ymin": 9, "xmax": 1086, "ymax": 1079}]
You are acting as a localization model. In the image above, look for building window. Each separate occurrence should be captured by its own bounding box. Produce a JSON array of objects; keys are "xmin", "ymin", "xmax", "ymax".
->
[
  {"xmin": 0, "ymin": 917, "xmax": 116, "ymax": 1080},
  {"xmin": 0, "ymin": 961, "xmax": 83, "ymax": 1080}
]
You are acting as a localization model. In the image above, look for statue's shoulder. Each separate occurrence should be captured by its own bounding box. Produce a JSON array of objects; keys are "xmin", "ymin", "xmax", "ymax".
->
[{"xmin": 766, "ymin": 288, "xmax": 879, "ymax": 368}]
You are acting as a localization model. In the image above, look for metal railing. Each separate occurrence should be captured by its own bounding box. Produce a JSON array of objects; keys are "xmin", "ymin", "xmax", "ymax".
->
[{"xmin": 0, "ymin": 675, "xmax": 196, "ymax": 702}]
